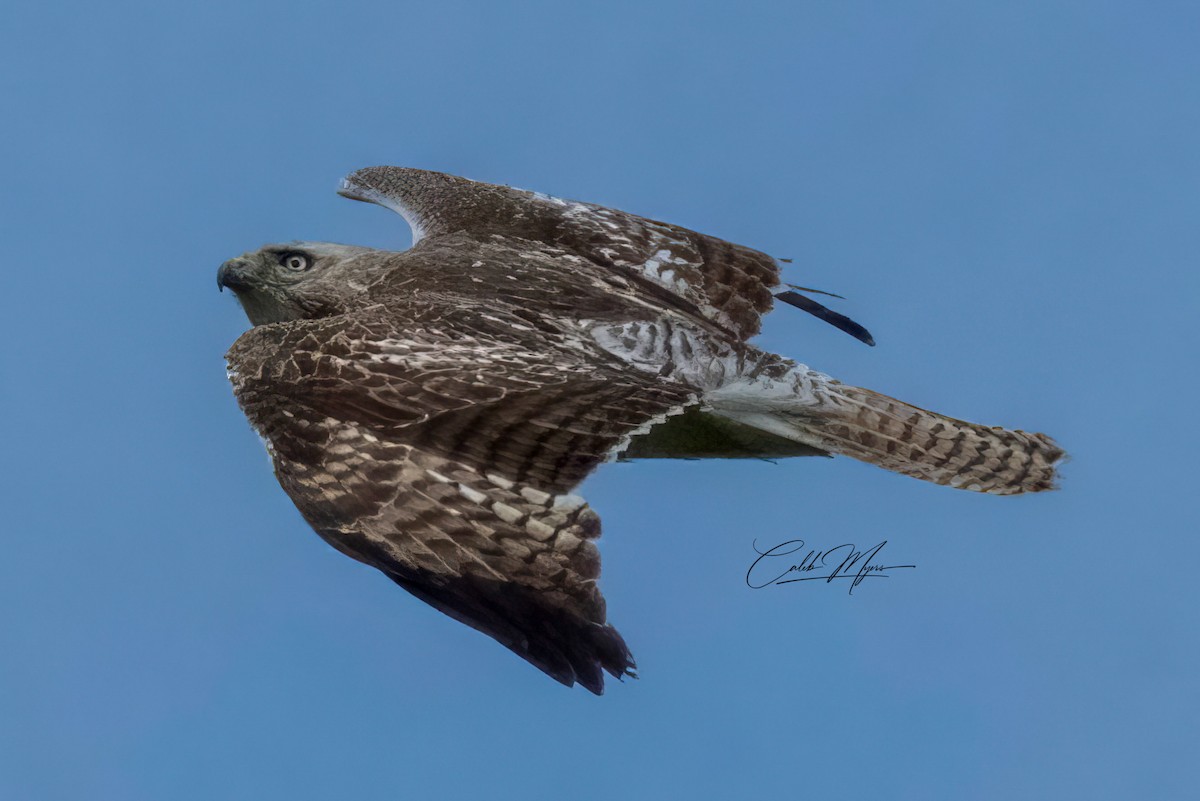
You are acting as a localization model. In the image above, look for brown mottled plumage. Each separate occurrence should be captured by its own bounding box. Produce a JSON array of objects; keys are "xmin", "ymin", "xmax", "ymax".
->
[{"xmin": 219, "ymin": 167, "xmax": 1065, "ymax": 693}]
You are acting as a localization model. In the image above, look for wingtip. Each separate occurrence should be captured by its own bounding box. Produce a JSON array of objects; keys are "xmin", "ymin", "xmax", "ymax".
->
[
  {"xmin": 336, "ymin": 169, "xmax": 374, "ymax": 202},
  {"xmin": 774, "ymin": 290, "xmax": 877, "ymax": 347},
  {"xmin": 572, "ymin": 623, "xmax": 637, "ymax": 695},
  {"xmin": 337, "ymin": 166, "xmax": 406, "ymax": 200},
  {"xmin": 577, "ymin": 671, "xmax": 606, "ymax": 696},
  {"xmin": 574, "ymin": 656, "xmax": 637, "ymax": 696}
]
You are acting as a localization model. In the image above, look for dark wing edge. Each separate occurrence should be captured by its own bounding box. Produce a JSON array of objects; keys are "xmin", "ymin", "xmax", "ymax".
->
[
  {"xmin": 383, "ymin": 554, "xmax": 637, "ymax": 694},
  {"xmin": 281, "ymin": 438, "xmax": 637, "ymax": 695}
]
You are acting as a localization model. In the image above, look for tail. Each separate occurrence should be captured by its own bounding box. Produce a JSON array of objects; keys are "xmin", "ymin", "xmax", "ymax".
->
[{"xmin": 708, "ymin": 370, "xmax": 1065, "ymax": 495}]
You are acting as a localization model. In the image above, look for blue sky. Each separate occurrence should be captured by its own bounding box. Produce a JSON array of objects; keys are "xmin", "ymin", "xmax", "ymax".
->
[{"xmin": 2, "ymin": 2, "xmax": 1197, "ymax": 799}]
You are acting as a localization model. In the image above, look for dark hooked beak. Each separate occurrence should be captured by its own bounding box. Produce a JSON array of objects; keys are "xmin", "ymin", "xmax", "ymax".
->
[{"xmin": 217, "ymin": 260, "xmax": 253, "ymax": 293}]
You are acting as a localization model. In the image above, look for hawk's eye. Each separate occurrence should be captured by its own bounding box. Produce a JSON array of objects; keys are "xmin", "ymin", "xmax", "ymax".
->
[{"xmin": 279, "ymin": 253, "xmax": 312, "ymax": 271}]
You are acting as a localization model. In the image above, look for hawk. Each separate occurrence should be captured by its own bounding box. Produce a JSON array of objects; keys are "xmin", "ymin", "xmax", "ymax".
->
[{"xmin": 219, "ymin": 167, "xmax": 1064, "ymax": 693}]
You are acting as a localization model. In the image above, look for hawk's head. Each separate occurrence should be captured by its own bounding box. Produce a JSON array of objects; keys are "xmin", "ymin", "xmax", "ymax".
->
[{"xmin": 218, "ymin": 242, "xmax": 379, "ymax": 326}]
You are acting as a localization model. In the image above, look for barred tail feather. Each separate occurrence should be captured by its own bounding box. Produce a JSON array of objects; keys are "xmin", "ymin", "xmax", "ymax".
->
[
  {"xmin": 799, "ymin": 384, "xmax": 1065, "ymax": 494},
  {"xmin": 707, "ymin": 368, "xmax": 1065, "ymax": 494}
]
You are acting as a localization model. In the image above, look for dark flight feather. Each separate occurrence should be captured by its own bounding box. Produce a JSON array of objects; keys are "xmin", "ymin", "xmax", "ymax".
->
[{"xmin": 774, "ymin": 290, "xmax": 876, "ymax": 346}]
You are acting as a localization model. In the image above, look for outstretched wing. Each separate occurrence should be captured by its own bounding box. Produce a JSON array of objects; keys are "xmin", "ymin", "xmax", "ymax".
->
[
  {"xmin": 226, "ymin": 314, "xmax": 695, "ymax": 693},
  {"xmin": 338, "ymin": 166, "xmax": 784, "ymax": 341}
]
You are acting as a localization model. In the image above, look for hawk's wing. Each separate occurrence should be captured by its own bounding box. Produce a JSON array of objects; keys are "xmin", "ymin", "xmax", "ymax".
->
[
  {"xmin": 227, "ymin": 314, "xmax": 695, "ymax": 694},
  {"xmin": 338, "ymin": 166, "xmax": 783, "ymax": 341}
]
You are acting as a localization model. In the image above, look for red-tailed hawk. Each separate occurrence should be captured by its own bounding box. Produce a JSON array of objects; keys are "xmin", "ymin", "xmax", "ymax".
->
[{"xmin": 219, "ymin": 167, "xmax": 1064, "ymax": 693}]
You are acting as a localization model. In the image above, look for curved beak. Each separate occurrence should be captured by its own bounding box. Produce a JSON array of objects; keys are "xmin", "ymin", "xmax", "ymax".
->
[{"xmin": 217, "ymin": 259, "xmax": 252, "ymax": 293}]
